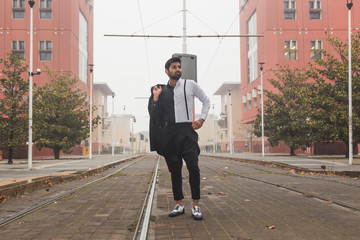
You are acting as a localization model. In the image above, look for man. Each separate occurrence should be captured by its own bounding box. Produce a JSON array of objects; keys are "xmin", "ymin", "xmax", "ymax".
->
[{"xmin": 148, "ymin": 57, "xmax": 210, "ymax": 220}]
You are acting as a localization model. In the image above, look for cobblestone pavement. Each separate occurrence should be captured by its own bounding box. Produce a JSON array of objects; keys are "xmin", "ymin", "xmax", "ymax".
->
[
  {"xmin": 0, "ymin": 156, "xmax": 158, "ymax": 240},
  {"xmin": 0, "ymin": 154, "xmax": 359, "ymax": 240},
  {"xmin": 153, "ymin": 156, "xmax": 360, "ymax": 240}
]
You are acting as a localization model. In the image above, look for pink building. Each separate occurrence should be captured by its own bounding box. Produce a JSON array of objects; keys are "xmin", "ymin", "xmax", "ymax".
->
[
  {"xmin": 240, "ymin": 0, "xmax": 360, "ymax": 154},
  {"xmin": 0, "ymin": 0, "xmax": 94, "ymax": 158}
]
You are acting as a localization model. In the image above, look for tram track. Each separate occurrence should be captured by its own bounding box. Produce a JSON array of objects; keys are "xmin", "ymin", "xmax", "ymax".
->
[
  {"xmin": 0, "ymin": 155, "xmax": 160, "ymax": 240},
  {"xmin": 202, "ymin": 157, "xmax": 360, "ymax": 213},
  {"xmin": 205, "ymin": 156, "xmax": 360, "ymax": 188}
]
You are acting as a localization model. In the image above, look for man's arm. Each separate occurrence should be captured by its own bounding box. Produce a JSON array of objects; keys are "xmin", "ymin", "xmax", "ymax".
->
[
  {"xmin": 148, "ymin": 85, "xmax": 163, "ymax": 117},
  {"xmin": 192, "ymin": 82, "xmax": 210, "ymax": 130}
]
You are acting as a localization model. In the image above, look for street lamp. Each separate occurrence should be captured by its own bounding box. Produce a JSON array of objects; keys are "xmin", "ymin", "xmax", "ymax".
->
[
  {"xmin": 228, "ymin": 90, "xmax": 233, "ymax": 154},
  {"xmin": 131, "ymin": 116, "xmax": 136, "ymax": 154},
  {"xmin": 28, "ymin": 0, "xmax": 36, "ymax": 170},
  {"xmin": 259, "ymin": 62, "xmax": 265, "ymax": 157},
  {"xmin": 89, "ymin": 64, "xmax": 94, "ymax": 159},
  {"xmin": 111, "ymin": 93, "xmax": 115, "ymax": 157},
  {"xmin": 212, "ymin": 104, "xmax": 215, "ymax": 154},
  {"xmin": 347, "ymin": 0, "xmax": 353, "ymax": 165}
]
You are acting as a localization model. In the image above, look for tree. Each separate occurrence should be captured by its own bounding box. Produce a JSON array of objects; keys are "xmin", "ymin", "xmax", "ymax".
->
[
  {"xmin": 254, "ymin": 65, "xmax": 317, "ymax": 156},
  {"xmin": 33, "ymin": 67, "xmax": 99, "ymax": 159},
  {"xmin": 310, "ymin": 31, "xmax": 360, "ymax": 157},
  {"xmin": 0, "ymin": 55, "xmax": 29, "ymax": 164}
]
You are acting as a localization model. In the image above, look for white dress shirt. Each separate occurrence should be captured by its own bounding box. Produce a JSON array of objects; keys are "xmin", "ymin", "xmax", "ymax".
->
[{"xmin": 172, "ymin": 78, "xmax": 210, "ymax": 123}]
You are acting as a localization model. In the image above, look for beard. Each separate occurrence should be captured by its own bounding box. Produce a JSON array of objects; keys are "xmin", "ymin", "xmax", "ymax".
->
[{"xmin": 170, "ymin": 71, "xmax": 182, "ymax": 80}]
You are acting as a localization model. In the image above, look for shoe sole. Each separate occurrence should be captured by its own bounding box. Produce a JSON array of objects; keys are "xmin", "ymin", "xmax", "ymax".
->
[
  {"xmin": 169, "ymin": 209, "xmax": 185, "ymax": 217},
  {"xmin": 192, "ymin": 214, "xmax": 203, "ymax": 220}
]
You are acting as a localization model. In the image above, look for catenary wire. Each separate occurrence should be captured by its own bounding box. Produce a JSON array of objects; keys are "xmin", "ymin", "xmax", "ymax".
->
[
  {"xmin": 136, "ymin": 0, "xmax": 152, "ymax": 87},
  {"xmin": 199, "ymin": 7, "xmax": 241, "ymax": 86},
  {"xmin": 131, "ymin": 11, "xmax": 181, "ymax": 35}
]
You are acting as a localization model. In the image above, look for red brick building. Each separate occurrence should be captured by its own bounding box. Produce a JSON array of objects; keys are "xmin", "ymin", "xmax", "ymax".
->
[
  {"xmin": 0, "ymin": 0, "xmax": 94, "ymax": 158},
  {"xmin": 240, "ymin": 0, "xmax": 360, "ymax": 154}
]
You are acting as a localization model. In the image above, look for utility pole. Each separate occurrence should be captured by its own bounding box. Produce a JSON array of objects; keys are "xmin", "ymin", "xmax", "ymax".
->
[
  {"xmin": 28, "ymin": 0, "xmax": 35, "ymax": 170},
  {"xmin": 228, "ymin": 90, "xmax": 233, "ymax": 154},
  {"xmin": 182, "ymin": 0, "xmax": 187, "ymax": 53},
  {"xmin": 112, "ymin": 93, "xmax": 115, "ymax": 156},
  {"xmin": 89, "ymin": 64, "xmax": 94, "ymax": 159}
]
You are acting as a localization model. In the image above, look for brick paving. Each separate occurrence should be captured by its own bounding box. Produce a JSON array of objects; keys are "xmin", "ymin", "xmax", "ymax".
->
[
  {"xmin": 0, "ymin": 156, "xmax": 158, "ymax": 240},
  {"xmin": 153, "ymin": 156, "xmax": 360, "ymax": 240},
  {"xmin": 0, "ymin": 154, "xmax": 360, "ymax": 239}
]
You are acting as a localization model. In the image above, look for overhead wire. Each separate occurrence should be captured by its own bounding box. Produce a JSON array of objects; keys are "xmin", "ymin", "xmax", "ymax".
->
[
  {"xmin": 132, "ymin": 11, "xmax": 181, "ymax": 35},
  {"xmin": 198, "ymin": 8, "xmax": 241, "ymax": 86},
  {"xmin": 136, "ymin": 0, "xmax": 152, "ymax": 87},
  {"xmin": 187, "ymin": 10, "xmax": 220, "ymax": 36}
]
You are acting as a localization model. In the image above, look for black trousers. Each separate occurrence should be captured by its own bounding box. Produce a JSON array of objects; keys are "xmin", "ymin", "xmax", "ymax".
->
[{"xmin": 163, "ymin": 133, "xmax": 200, "ymax": 201}]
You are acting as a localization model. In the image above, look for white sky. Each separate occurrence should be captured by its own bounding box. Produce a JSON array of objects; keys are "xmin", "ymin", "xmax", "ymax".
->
[{"xmin": 93, "ymin": 0, "xmax": 240, "ymax": 132}]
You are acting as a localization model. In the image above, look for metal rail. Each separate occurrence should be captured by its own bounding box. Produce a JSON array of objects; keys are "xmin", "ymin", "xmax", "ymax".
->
[
  {"xmin": 133, "ymin": 157, "xmax": 160, "ymax": 240},
  {"xmin": 0, "ymin": 157, "xmax": 146, "ymax": 227}
]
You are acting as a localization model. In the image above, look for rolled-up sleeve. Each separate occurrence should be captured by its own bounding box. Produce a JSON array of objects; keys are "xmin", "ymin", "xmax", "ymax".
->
[{"xmin": 192, "ymin": 82, "xmax": 210, "ymax": 120}]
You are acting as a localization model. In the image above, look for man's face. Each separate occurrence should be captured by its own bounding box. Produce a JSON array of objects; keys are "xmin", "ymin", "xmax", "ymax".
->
[{"xmin": 166, "ymin": 62, "xmax": 182, "ymax": 80}]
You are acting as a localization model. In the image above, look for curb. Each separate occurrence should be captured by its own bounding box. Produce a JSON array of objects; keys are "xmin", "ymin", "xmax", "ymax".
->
[{"xmin": 0, "ymin": 155, "xmax": 141, "ymax": 201}]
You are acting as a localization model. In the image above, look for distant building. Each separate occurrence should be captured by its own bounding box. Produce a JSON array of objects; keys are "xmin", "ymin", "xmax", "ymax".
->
[
  {"xmin": 0, "ymin": 0, "xmax": 94, "ymax": 158},
  {"xmin": 102, "ymin": 114, "xmax": 134, "ymax": 154},
  {"xmin": 214, "ymin": 83, "xmax": 251, "ymax": 153},
  {"xmin": 196, "ymin": 113, "xmax": 220, "ymax": 153},
  {"xmin": 240, "ymin": 0, "xmax": 360, "ymax": 154},
  {"xmin": 93, "ymin": 83, "xmax": 113, "ymax": 154}
]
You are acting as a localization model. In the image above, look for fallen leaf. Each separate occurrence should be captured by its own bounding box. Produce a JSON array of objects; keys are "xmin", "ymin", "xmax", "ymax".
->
[
  {"xmin": 201, "ymin": 187, "xmax": 207, "ymax": 190},
  {"xmin": 0, "ymin": 195, "xmax": 6, "ymax": 203},
  {"xmin": 217, "ymin": 192, "xmax": 228, "ymax": 195},
  {"xmin": 266, "ymin": 225, "xmax": 275, "ymax": 229}
]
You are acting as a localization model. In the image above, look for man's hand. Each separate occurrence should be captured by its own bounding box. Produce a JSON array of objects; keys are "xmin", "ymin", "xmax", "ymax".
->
[
  {"xmin": 153, "ymin": 85, "xmax": 162, "ymax": 102},
  {"xmin": 192, "ymin": 119, "xmax": 204, "ymax": 130}
]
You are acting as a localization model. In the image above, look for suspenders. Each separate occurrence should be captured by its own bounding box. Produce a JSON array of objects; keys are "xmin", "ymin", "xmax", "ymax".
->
[{"xmin": 184, "ymin": 79, "xmax": 189, "ymax": 120}]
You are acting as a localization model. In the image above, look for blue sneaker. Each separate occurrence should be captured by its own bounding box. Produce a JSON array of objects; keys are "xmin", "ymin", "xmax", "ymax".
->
[
  {"xmin": 169, "ymin": 204, "xmax": 185, "ymax": 217},
  {"xmin": 191, "ymin": 206, "xmax": 203, "ymax": 220}
]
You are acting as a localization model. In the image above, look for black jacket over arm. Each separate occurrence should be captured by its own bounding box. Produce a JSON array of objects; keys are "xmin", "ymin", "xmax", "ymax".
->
[{"xmin": 148, "ymin": 84, "xmax": 199, "ymax": 156}]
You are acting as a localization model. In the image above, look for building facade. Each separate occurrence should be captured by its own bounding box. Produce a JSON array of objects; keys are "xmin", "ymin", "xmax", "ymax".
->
[
  {"xmin": 196, "ymin": 113, "xmax": 220, "ymax": 152},
  {"xmin": 240, "ymin": 0, "xmax": 360, "ymax": 154},
  {"xmin": 102, "ymin": 114, "xmax": 133, "ymax": 154},
  {"xmin": 93, "ymin": 83, "xmax": 113, "ymax": 154},
  {"xmin": 213, "ymin": 83, "xmax": 252, "ymax": 152},
  {"xmin": 240, "ymin": 0, "xmax": 360, "ymax": 123},
  {"xmin": 0, "ymin": 0, "xmax": 94, "ymax": 158}
]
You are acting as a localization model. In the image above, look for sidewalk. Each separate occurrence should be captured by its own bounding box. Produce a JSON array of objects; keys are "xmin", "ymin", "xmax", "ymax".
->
[
  {"xmin": 0, "ymin": 154, "xmax": 140, "ymax": 199},
  {"xmin": 202, "ymin": 152, "xmax": 360, "ymax": 177}
]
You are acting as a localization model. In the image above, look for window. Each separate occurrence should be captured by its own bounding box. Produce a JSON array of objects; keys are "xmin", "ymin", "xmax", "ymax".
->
[
  {"xmin": 13, "ymin": 0, "xmax": 25, "ymax": 19},
  {"xmin": 247, "ymin": 11, "xmax": 258, "ymax": 83},
  {"xmin": 40, "ymin": 0, "xmax": 52, "ymax": 19},
  {"xmin": 39, "ymin": 41, "xmax": 52, "ymax": 61},
  {"xmin": 285, "ymin": 40, "xmax": 297, "ymax": 60},
  {"xmin": 247, "ymin": 92, "xmax": 252, "ymax": 110},
  {"xmin": 79, "ymin": 11, "xmax": 88, "ymax": 84},
  {"xmin": 252, "ymin": 89, "xmax": 258, "ymax": 108},
  {"xmin": 242, "ymin": 96, "xmax": 247, "ymax": 112},
  {"xmin": 284, "ymin": 0, "xmax": 296, "ymax": 20},
  {"xmin": 12, "ymin": 41, "xmax": 25, "ymax": 59},
  {"xmin": 309, "ymin": 0, "xmax": 321, "ymax": 20},
  {"xmin": 310, "ymin": 40, "xmax": 322, "ymax": 60}
]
